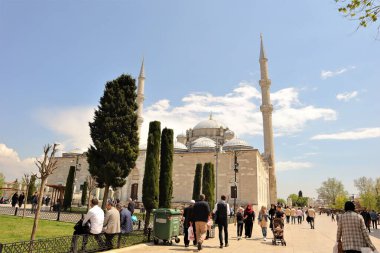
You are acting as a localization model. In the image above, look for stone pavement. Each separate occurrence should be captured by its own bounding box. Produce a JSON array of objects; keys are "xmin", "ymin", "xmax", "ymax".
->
[{"xmin": 109, "ymin": 214, "xmax": 380, "ymax": 253}]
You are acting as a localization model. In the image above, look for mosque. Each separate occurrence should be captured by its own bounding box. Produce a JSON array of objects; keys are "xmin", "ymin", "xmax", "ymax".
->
[{"xmin": 48, "ymin": 35, "xmax": 277, "ymax": 210}]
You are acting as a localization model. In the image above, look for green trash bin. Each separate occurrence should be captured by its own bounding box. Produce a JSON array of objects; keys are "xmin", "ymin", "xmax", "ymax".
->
[{"xmin": 152, "ymin": 208, "xmax": 181, "ymax": 245}]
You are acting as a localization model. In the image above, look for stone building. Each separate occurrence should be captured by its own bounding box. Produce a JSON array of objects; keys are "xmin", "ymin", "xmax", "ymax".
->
[{"xmin": 47, "ymin": 35, "xmax": 277, "ymax": 210}]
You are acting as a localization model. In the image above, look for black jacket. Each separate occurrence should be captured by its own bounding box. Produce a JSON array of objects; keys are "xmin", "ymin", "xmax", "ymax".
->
[
  {"xmin": 193, "ymin": 201, "xmax": 210, "ymax": 222},
  {"xmin": 183, "ymin": 205, "xmax": 194, "ymax": 228}
]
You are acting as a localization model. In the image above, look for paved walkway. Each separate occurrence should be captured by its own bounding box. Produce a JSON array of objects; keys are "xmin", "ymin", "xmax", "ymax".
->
[{"xmin": 109, "ymin": 214, "xmax": 380, "ymax": 253}]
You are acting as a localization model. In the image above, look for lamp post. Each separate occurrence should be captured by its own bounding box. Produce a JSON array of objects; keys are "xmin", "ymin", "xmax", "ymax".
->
[{"xmin": 233, "ymin": 151, "xmax": 239, "ymax": 213}]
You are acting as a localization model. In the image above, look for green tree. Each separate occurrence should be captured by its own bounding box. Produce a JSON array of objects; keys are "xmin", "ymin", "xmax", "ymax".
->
[
  {"xmin": 88, "ymin": 74, "xmax": 139, "ymax": 209},
  {"xmin": 192, "ymin": 163, "xmax": 202, "ymax": 201},
  {"xmin": 277, "ymin": 198, "xmax": 286, "ymax": 206},
  {"xmin": 335, "ymin": 194, "xmax": 348, "ymax": 210},
  {"xmin": 296, "ymin": 197, "xmax": 309, "ymax": 207},
  {"xmin": 202, "ymin": 162, "xmax": 215, "ymax": 209},
  {"xmin": 159, "ymin": 128, "xmax": 174, "ymax": 208},
  {"xmin": 63, "ymin": 166, "xmax": 75, "ymax": 210},
  {"xmin": 142, "ymin": 121, "xmax": 161, "ymax": 233},
  {"xmin": 27, "ymin": 175, "xmax": 37, "ymax": 203},
  {"xmin": 354, "ymin": 176, "xmax": 378, "ymax": 210},
  {"xmin": 288, "ymin": 194, "xmax": 298, "ymax": 206},
  {"xmin": 316, "ymin": 178, "xmax": 347, "ymax": 207},
  {"xmin": 0, "ymin": 173, "xmax": 4, "ymax": 196},
  {"xmin": 335, "ymin": 0, "xmax": 379, "ymax": 28},
  {"xmin": 81, "ymin": 181, "xmax": 88, "ymax": 206}
]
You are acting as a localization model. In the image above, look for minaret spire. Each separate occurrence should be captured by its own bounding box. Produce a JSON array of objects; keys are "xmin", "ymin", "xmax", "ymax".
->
[
  {"xmin": 259, "ymin": 34, "xmax": 277, "ymax": 204},
  {"xmin": 136, "ymin": 58, "xmax": 145, "ymax": 141}
]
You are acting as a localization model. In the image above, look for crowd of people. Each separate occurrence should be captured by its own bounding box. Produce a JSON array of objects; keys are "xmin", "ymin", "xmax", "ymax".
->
[{"xmin": 180, "ymin": 195, "xmax": 378, "ymax": 253}]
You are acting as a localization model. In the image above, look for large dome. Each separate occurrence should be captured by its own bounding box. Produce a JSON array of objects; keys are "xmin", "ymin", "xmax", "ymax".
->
[
  {"xmin": 193, "ymin": 118, "xmax": 223, "ymax": 130},
  {"xmin": 223, "ymin": 138, "xmax": 253, "ymax": 150},
  {"xmin": 174, "ymin": 141, "xmax": 187, "ymax": 151}
]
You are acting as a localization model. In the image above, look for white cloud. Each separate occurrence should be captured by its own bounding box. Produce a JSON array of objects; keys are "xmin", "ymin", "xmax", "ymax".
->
[
  {"xmin": 33, "ymin": 82, "xmax": 337, "ymax": 152},
  {"xmin": 311, "ymin": 128, "xmax": 380, "ymax": 140},
  {"xmin": 336, "ymin": 91, "xmax": 358, "ymax": 102},
  {"xmin": 0, "ymin": 144, "xmax": 36, "ymax": 181},
  {"xmin": 277, "ymin": 161, "xmax": 312, "ymax": 171},
  {"xmin": 320, "ymin": 66, "xmax": 355, "ymax": 79}
]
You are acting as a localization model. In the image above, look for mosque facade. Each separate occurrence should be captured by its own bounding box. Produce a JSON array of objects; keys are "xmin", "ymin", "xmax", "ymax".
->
[{"xmin": 47, "ymin": 35, "xmax": 277, "ymax": 210}]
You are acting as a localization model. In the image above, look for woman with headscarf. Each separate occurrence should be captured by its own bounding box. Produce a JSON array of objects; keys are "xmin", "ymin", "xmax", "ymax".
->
[{"xmin": 243, "ymin": 204, "xmax": 255, "ymax": 238}]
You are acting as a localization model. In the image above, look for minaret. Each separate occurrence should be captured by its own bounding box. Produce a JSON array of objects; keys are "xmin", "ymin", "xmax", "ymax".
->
[
  {"xmin": 259, "ymin": 34, "xmax": 277, "ymax": 204},
  {"xmin": 136, "ymin": 59, "xmax": 145, "ymax": 141}
]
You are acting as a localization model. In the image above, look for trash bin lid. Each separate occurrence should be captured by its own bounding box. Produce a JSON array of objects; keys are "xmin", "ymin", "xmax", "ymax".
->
[{"xmin": 153, "ymin": 208, "xmax": 181, "ymax": 215}]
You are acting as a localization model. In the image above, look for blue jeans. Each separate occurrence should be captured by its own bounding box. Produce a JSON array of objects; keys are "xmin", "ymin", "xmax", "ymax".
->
[{"xmin": 261, "ymin": 227, "xmax": 267, "ymax": 237}]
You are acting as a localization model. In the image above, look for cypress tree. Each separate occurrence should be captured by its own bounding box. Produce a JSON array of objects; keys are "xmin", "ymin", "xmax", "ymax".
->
[
  {"xmin": 159, "ymin": 128, "xmax": 174, "ymax": 208},
  {"xmin": 88, "ymin": 74, "xmax": 139, "ymax": 209},
  {"xmin": 63, "ymin": 166, "xmax": 75, "ymax": 210},
  {"xmin": 27, "ymin": 175, "xmax": 36, "ymax": 203},
  {"xmin": 192, "ymin": 163, "xmax": 202, "ymax": 201},
  {"xmin": 142, "ymin": 121, "xmax": 161, "ymax": 233},
  {"xmin": 202, "ymin": 162, "xmax": 215, "ymax": 208},
  {"xmin": 81, "ymin": 181, "xmax": 88, "ymax": 206}
]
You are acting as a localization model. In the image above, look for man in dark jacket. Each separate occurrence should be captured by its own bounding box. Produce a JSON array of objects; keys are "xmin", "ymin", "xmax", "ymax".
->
[
  {"xmin": 192, "ymin": 194, "xmax": 210, "ymax": 251},
  {"xmin": 213, "ymin": 195, "xmax": 230, "ymax": 248},
  {"xmin": 183, "ymin": 200, "xmax": 196, "ymax": 247}
]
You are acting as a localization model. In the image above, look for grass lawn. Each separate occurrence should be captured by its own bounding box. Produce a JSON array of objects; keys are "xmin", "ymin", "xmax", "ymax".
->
[{"xmin": 0, "ymin": 215, "xmax": 74, "ymax": 243}]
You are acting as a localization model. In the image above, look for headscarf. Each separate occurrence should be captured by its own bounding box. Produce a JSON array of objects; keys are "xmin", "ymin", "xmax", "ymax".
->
[{"xmin": 245, "ymin": 204, "xmax": 253, "ymax": 214}]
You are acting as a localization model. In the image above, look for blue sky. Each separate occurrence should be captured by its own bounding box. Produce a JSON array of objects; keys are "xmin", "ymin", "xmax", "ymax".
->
[{"xmin": 0, "ymin": 0, "xmax": 379, "ymax": 199}]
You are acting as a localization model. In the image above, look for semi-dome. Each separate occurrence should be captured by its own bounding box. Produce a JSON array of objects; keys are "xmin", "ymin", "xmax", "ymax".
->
[
  {"xmin": 223, "ymin": 138, "xmax": 253, "ymax": 150},
  {"xmin": 174, "ymin": 141, "xmax": 187, "ymax": 151},
  {"xmin": 224, "ymin": 129, "xmax": 235, "ymax": 140},
  {"xmin": 192, "ymin": 137, "xmax": 216, "ymax": 149}
]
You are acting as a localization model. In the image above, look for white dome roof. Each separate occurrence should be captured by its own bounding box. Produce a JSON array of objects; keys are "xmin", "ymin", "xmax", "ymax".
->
[
  {"xmin": 193, "ymin": 118, "xmax": 223, "ymax": 130},
  {"xmin": 174, "ymin": 142, "xmax": 187, "ymax": 151},
  {"xmin": 223, "ymin": 138, "xmax": 253, "ymax": 150},
  {"xmin": 192, "ymin": 137, "xmax": 216, "ymax": 149}
]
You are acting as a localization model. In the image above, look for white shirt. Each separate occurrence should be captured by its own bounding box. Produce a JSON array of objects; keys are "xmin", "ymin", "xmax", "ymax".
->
[
  {"xmin": 83, "ymin": 205, "xmax": 105, "ymax": 234},
  {"xmin": 213, "ymin": 201, "xmax": 231, "ymax": 216}
]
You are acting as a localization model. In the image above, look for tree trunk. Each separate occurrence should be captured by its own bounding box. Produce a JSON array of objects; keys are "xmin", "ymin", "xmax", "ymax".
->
[
  {"xmin": 144, "ymin": 209, "xmax": 151, "ymax": 235},
  {"xmin": 23, "ymin": 186, "xmax": 29, "ymax": 218},
  {"xmin": 101, "ymin": 184, "xmax": 110, "ymax": 210},
  {"xmin": 30, "ymin": 178, "xmax": 47, "ymax": 240}
]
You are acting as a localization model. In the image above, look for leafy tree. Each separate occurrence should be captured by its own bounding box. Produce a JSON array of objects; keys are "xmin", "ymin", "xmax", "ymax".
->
[
  {"xmin": 288, "ymin": 194, "xmax": 298, "ymax": 206},
  {"xmin": 354, "ymin": 177, "xmax": 375, "ymax": 194},
  {"xmin": 192, "ymin": 163, "xmax": 202, "ymax": 201},
  {"xmin": 142, "ymin": 121, "xmax": 161, "ymax": 233},
  {"xmin": 335, "ymin": 194, "xmax": 349, "ymax": 209},
  {"xmin": 159, "ymin": 128, "xmax": 174, "ymax": 208},
  {"xmin": 360, "ymin": 192, "xmax": 377, "ymax": 210},
  {"xmin": 296, "ymin": 197, "xmax": 309, "ymax": 207},
  {"xmin": 354, "ymin": 176, "xmax": 378, "ymax": 210},
  {"xmin": 202, "ymin": 162, "xmax": 215, "ymax": 209},
  {"xmin": 81, "ymin": 181, "xmax": 88, "ymax": 206},
  {"xmin": 63, "ymin": 166, "xmax": 75, "ymax": 210},
  {"xmin": 335, "ymin": 0, "xmax": 380, "ymax": 28},
  {"xmin": 0, "ymin": 173, "xmax": 4, "ymax": 196},
  {"xmin": 88, "ymin": 74, "xmax": 139, "ymax": 209},
  {"xmin": 316, "ymin": 178, "xmax": 347, "ymax": 207},
  {"xmin": 27, "ymin": 175, "xmax": 37, "ymax": 203}
]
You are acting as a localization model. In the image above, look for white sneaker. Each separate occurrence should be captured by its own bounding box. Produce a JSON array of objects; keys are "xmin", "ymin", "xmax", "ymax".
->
[{"xmin": 264, "ymin": 237, "xmax": 267, "ymax": 241}]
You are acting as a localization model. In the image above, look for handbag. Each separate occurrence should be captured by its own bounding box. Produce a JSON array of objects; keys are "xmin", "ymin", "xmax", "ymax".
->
[{"xmin": 188, "ymin": 226, "xmax": 195, "ymax": 241}]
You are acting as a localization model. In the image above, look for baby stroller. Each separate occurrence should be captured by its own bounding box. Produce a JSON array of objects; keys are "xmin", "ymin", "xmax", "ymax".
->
[{"xmin": 272, "ymin": 218, "xmax": 286, "ymax": 246}]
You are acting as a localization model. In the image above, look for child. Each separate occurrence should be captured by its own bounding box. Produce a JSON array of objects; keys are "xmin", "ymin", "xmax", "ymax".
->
[{"xmin": 235, "ymin": 207, "xmax": 244, "ymax": 240}]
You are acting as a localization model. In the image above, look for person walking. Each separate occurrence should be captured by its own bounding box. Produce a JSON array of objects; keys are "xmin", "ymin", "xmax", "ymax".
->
[
  {"xmin": 31, "ymin": 192, "xmax": 38, "ymax": 213},
  {"xmin": 213, "ymin": 195, "xmax": 230, "ymax": 248},
  {"xmin": 18, "ymin": 192, "xmax": 25, "ymax": 208},
  {"xmin": 370, "ymin": 210, "xmax": 378, "ymax": 230},
  {"xmin": 11, "ymin": 192, "xmax": 18, "ymax": 208},
  {"xmin": 192, "ymin": 194, "xmax": 210, "ymax": 251},
  {"xmin": 268, "ymin": 204, "xmax": 276, "ymax": 230},
  {"xmin": 361, "ymin": 209, "xmax": 372, "ymax": 233},
  {"xmin": 337, "ymin": 201, "xmax": 377, "ymax": 253},
  {"xmin": 290, "ymin": 207, "xmax": 297, "ymax": 224},
  {"xmin": 258, "ymin": 206, "xmax": 269, "ymax": 241},
  {"xmin": 307, "ymin": 206, "xmax": 316, "ymax": 229},
  {"xmin": 296, "ymin": 208, "xmax": 303, "ymax": 224},
  {"xmin": 183, "ymin": 200, "xmax": 196, "ymax": 247},
  {"xmin": 116, "ymin": 203, "xmax": 133, "ymax": 234},
  {"xmin": 285, "ymin": 206, "xmax": 291, "ymax": 224},
  {"xmin": 243, "ymin": 204, "xmax": 255, "ymax": 238},
  {"xmin": 332, "ymin": 212, "xmax": 336, "ymax": 222},
  {"xmin": 234, "ymin": 207, "xmax": 244, "ymax": 240},
  {"xmin": 103, "ymin": 199, "xmax": 121, "ymax": 249},
  {"xmin": 82, "ymin": 198, "xmax": 104, "ymax": 249}
]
